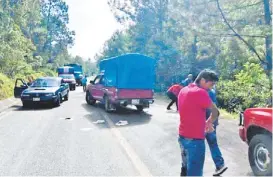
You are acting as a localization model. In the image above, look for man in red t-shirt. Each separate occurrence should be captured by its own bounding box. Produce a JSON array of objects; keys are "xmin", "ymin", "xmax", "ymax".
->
[
  {"xmin": 166, "ymin": 84, "xmax": 183, "ymax": 111},
  {"xmin": 178, "ymin": 69, "xmax": 220, "ymax": 176}
]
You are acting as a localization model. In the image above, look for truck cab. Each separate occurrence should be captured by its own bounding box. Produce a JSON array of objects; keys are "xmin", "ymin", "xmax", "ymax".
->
[
  {"xmin": 57, "ymin": 66, "xmax": 76, "ymax": 91},
  {"xmin": 85, "ymin": 54, "xmax": 155, "ymax": 112},
  {"xmin": 64, "ymin": 64, "xmax": 83, "ymax": 86},
  {"xmin": 239, "ymin": 108, "xmax": 272, "ymax": 176}
]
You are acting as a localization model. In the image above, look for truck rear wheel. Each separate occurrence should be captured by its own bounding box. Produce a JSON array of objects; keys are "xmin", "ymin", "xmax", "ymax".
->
[
  {"xmin": 136, "ymin": 105, "xmax": 144, "ymax": 112},
  {"xmin": 249, "ymin": 134, "xmax": 272, "ymax": 176}
]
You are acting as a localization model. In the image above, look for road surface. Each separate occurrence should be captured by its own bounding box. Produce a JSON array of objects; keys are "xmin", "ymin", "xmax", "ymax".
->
[{"xmin": 0, "ymin": 88, "xmax": 253, "ymax": 176}]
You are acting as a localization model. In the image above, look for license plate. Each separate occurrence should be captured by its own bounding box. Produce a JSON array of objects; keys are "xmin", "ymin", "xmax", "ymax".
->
[
  {"xmin": 132, "ymin": 99, "xmax": 140, "ymax": 105},
  {"xmin": 33, "ymin": 98, "xmax": 40, "ymax": 101}
]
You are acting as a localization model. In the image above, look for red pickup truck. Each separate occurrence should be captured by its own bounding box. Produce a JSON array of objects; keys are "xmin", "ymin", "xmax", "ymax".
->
[
  {"xmin": 239, "ymin": 108, "xmax": 272, "ymax": 176},
  {"xmin": 85, "ymin": 54, "xmax": 156, "ymax": 112}
]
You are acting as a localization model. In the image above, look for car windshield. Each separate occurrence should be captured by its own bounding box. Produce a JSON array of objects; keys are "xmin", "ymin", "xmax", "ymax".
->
[
  {"xmin": 59, "ymin": 74, "xmax": 74, "ymax": 79},
  {"xmin": 31, "ymin": 78, "xmax": 59, "ymax": 87}
]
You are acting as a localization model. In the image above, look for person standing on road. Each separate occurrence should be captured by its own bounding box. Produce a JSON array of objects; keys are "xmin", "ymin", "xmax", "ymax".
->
[
  {"xmin": 82, "ymin": 75, "xmax": 87, "ymax": 92},
  {"xmin": 178, "ymin": 69, "xmax": 220, "ymax": 176},
  {"xmin": 205, "ymin": 89, "xmax": 228, "ymax": 176},
  {"xmin": 181, "ymin": 74, "xmax": 193, "ymax": 87},
  {"xmin": 166, "ymin": 83, "xmax": 183, "ymax": 111}
]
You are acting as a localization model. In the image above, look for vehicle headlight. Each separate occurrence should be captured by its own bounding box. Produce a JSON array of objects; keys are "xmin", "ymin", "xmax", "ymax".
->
[
  {"xmin": 21, "ymin": 93, "xmax": 30, "ymax": 97},
  {"xmin": 45, "ymin": 93, "xmax": 54, "ymax": 97}
]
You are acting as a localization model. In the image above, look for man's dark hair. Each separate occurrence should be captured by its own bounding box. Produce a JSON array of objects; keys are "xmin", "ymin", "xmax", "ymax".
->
[{"xmin": 195, "ymin": 69, "xmax": 219, "ymax": 84}]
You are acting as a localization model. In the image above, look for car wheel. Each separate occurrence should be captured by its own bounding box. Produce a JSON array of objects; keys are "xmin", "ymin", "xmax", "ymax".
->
[
  {"xmin": 64, "ymin": 92, "xmax": 69, "ymax": 101},
  {"xmin": 136, "ymin": 105, "xmax": 144, "ymax": 112},
  {"xmin": 86, "ymin": 91, "xmax": 96, "ymax": 105},
  {"xmin": 55, "ymin": 95, "xmax": 62, "ymax": 107},
  {"xmin": 248, "ymin": 134, "xmax": 272, "ymax": 176},
  {"xmin": 22, "ymin": 101, "xmax": 29, "ymax": 108}
]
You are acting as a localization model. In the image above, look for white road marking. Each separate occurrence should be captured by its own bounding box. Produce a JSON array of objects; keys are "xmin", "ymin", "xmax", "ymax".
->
[{"xmin": 99, "ymin": 111, "xmax": 153, "ymax": 177}]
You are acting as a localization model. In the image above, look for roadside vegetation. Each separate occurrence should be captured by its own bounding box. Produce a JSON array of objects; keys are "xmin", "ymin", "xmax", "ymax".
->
[{"xmin": 0, "ymin": 0, "xmax": 272, "ymax": 114}]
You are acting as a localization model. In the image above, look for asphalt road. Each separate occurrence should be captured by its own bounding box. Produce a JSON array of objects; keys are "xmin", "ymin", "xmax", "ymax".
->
[{"xmin": 0, "ymin": 88, "xmax": 253, "ymax": 176}]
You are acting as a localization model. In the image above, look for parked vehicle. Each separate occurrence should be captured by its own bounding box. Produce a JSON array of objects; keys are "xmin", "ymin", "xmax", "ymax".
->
[
  {"xmin": 57, "ymin": 66, "xmax": 76, "ymax": 91},
  {"xmin": 59, "ymin": 74, "xmax": 76, "ymax": 91},
  {"xmin": 86, "ymin": 53, "xmax": 156, "ymax": 112},
  {"xmin": 14, "ymin": 77, "xmax": 69, "ymax": 107},
  {"xmin": 64, "ymin": 63, "xmax": 83, "ymax": 86},
  {"xmin": 239, "ymin": 108, "xmax": 272, "ymax": 176}
]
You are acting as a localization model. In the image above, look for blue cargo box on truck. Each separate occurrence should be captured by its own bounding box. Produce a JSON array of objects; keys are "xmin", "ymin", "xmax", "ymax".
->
[
  {"xmin": 57, "ymin": 66, "xmax": 74, "ymax": 75},
  {"xmin": 64, "ymin": 64, "xmax": 83, "ymax": 85},
  {"xmin": 99, "ymin": 53, "xmax": 156, "ymax": 89}
]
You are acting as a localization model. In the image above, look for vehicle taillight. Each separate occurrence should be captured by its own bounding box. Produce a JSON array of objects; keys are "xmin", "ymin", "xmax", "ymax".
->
[{"xmin": 115, "ymin": 88, "xmax": 119, "ymax": 99}]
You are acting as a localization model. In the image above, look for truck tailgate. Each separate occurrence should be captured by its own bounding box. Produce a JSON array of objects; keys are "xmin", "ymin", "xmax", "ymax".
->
[{"xmin": 118, "ymin": 89, "xmax": 153, "ymax": 99}]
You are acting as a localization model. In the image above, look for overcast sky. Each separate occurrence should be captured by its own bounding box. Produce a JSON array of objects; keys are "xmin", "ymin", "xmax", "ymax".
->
[{"xmin": 65, "ymin": 0, "xmax": 121, "ymax": 60}]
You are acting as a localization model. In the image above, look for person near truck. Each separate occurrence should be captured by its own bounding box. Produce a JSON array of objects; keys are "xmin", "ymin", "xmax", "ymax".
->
[
  {"xmin": 81, "ymin": 75, "xmax": 87, "ymax": 92},
  {"xmin": 178, "ymin": 69, "xmax": 219, "ymax": 176},
  {"xmin": 166, "ymin": 83, "xmax": 183, "ymax": 111},
  {"xmin": 205, "ymin": 88, "xmax": 228, "ymax": 176}
]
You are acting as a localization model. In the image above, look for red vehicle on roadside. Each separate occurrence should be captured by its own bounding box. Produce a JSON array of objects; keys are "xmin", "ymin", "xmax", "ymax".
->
[
  {"xmin": 239, "ymin": 107, "xmax": 272, "ymax": 176},
  {"xmin": 85, "ymin": 53, "xmax": 156, "ymax": 112}
]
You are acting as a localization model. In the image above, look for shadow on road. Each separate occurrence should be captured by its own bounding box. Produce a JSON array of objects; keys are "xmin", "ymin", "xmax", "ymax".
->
[
  {"xmin": 12, "ymin": 104, "xmax": 56, "ymax": 111},
  {"xmin": 81, "ymin": 103, "xmax": 152, "ymax": 128}
]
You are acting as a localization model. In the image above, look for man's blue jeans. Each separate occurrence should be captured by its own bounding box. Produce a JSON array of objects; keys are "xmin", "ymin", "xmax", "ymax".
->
[
  {"xmin": 206, "ymin": 128, "xmax": 224, "ymax": 169},
  {"xmin": 178, "ymin": 136, "xmax": 205, "ymax": 176}
]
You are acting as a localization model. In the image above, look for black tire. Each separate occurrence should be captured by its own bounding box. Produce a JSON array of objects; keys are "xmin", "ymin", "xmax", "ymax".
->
[
  {"xmin": 86, "ymin": 91, "xmax": 96, "ymax": 105},
  {"xmin": 22, "ymin": 102, "xmax": 29, "ymax": 108},
  {"xmin": 136, "ymin": 105, "xmax": 144, "ymax": 112},
  {"xmin": 64, "ymin": 92, "xmax": 69, "ymax": 101},
  {"xmin": 54, "ymin": 94, "xmax": 62, "ymax": 107},
  {"xmin": 248, "ymin": 134, "xmax": 272, "ymax": 176},
  {"xmin": 104, "ymin": 96, "xmax": 111, "ymax": 112}
]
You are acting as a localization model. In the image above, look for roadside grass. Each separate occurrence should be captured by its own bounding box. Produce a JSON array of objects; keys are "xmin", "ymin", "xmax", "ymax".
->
[{"xmin": 219, "ymin": 108, "xmax": 239, "ymax": 120}]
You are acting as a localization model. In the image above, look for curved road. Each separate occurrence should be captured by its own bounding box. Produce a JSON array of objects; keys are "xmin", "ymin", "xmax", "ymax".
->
[{"xmin": 0, "ymin": 88, "xmax": 252, "ymax": 176}]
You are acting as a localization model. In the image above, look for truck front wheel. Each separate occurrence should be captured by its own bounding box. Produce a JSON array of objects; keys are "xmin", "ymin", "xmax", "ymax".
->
[
  {"xmin": 104, "ymin": 96, "xmax": 111, "ymax": 112},
  {"xmin": 86, "ymin": 92, "xmax": 96, "ymax": 105},
  {"xmin": 248, "ymin": 134, "xmax": 272, "ymax": 176}
]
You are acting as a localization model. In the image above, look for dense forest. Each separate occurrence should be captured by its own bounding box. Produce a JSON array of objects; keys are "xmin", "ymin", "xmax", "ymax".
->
[
  {"xmin": 95, "ymin": 0, "xmax": 272, "ymax": 112},
  {"xmin": 0, "ymin": 0, "xmax": 96, "ymax": 100}
]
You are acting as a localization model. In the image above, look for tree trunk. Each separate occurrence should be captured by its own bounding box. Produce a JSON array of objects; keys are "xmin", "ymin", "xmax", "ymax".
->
[{"xmin": 263, "ymin": 0, "xmax": 272, "ymax": 74}]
